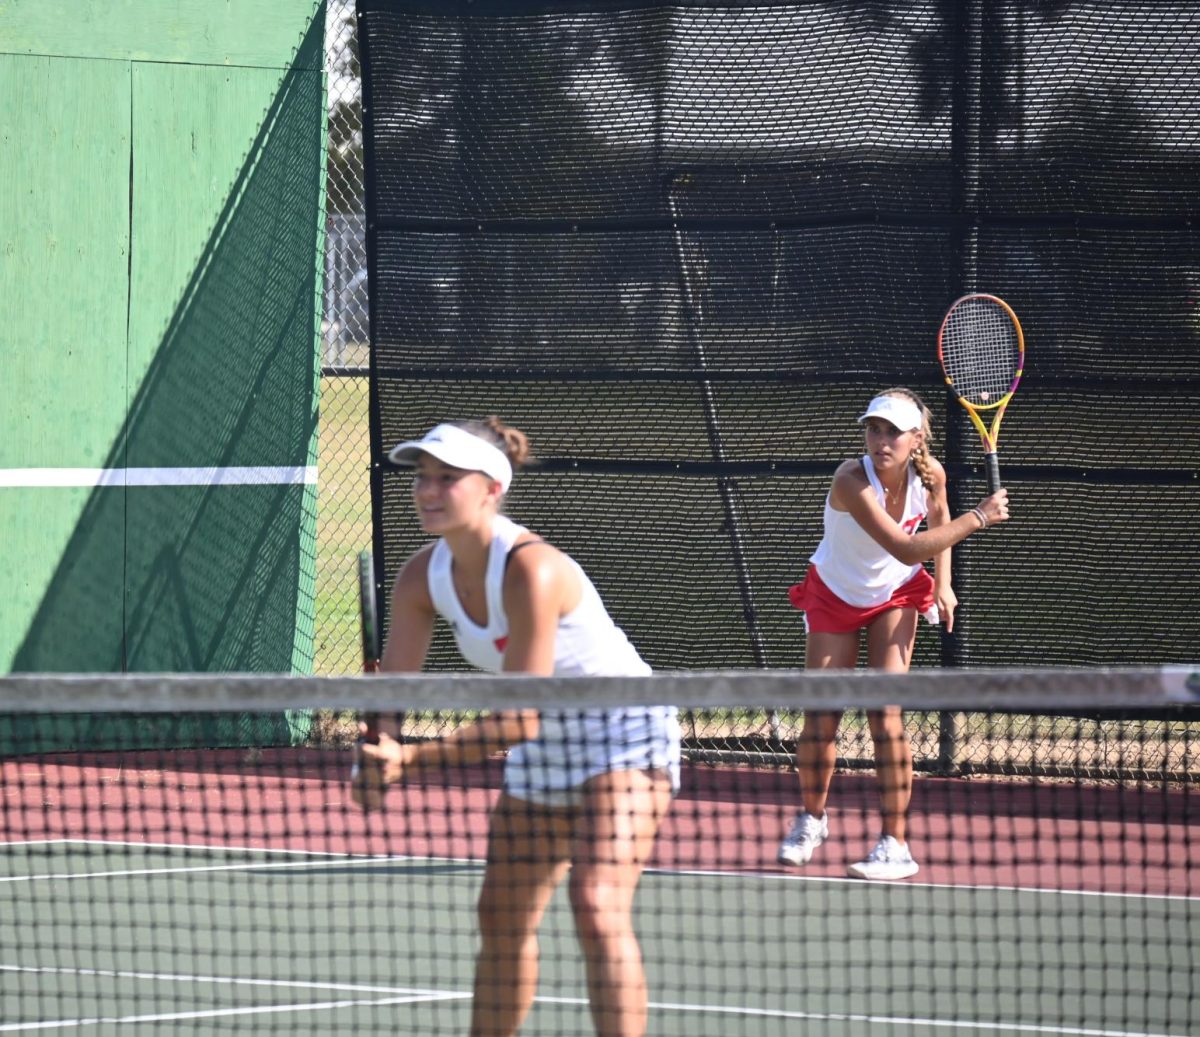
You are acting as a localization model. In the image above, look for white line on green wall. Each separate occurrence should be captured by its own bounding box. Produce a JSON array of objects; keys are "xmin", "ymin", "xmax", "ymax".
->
[{"xmin": 0, "ymin": 467, "xmax": 318, "ymax": 488}]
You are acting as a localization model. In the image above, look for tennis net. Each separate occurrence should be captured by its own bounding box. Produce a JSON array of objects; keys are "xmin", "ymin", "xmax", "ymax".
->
[{"xmin": 1, "ymin": 668, "xmax": 1197, "ymax": 1036}]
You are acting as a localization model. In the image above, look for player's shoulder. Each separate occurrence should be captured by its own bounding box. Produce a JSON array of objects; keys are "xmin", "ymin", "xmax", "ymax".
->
[
  {"xmin": 832, "ymin": 458, "xmax": 869, "ymax": 487},
  {"xmin": 392, "ymin": 544, "xmax": 436, "ymax": 604},
  {"xmin": 503, "ymin": 535, "xmax": 566, "ymax": 584},
  {"xmin": 502, "ymin": 535, "xmax": 581, "ymax": 616},
  {"xmin": 827, "ymin": 459, "xmax": 871, "ymax": 510},
  {"xmin": 403, "ymin": 540, "xmax": 438, "ymax": 572}
]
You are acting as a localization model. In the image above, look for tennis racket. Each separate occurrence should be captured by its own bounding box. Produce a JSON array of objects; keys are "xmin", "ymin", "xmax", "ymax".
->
[
  {"xmin": 937, "ymin": 293, "xmax": 1025, "ymax": 493},
  {"xmin": 354, "ymin": 550, "xmax": 383, "ymax": 795},
  {"xmin": 350, "ymin": 552, "xmax": 393, "ymax": 811}
]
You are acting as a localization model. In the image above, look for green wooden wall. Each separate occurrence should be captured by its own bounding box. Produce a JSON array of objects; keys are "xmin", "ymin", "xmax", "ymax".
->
[{"xmin": 0, "ymin": 2, "xmax": 326, "ymax": 695}]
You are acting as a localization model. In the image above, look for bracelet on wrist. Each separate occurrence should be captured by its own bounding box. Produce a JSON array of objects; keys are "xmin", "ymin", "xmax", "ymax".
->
[{"xmin": 971, "ymin": 507, "xmax": 989, "ymax": 529}]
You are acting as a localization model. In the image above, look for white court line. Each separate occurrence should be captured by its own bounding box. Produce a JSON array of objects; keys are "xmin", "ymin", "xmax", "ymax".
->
[
  {"xmin": 639, "ymin": 1001, "xmax": 1190, "ymax": 1037},
  {"xmin": 0, "ymin": 467, "xmax": 317, "ymax": 488},
  {"xmin": 0, "ymin": 837, "xmax": 381, "ymax": 858},
  {"xmin": 0, "ymin": 998, "xmax": 445, "ymax": 1032},
  {"xmin": 647, "ymin": 864, "xmax": 1200, "ymax": 904},
  {"xmin": 3, "ymin": 838, "xmax": 1194, "ymax": 903},
  {"xmin": 0, "ymin": 855, "xmax": 393, "ymax": 884},
  {"xmin": 0, "ymin": 965, "xmax": 1187, "ymax": 1037},
  {"xmin": 0, "ymin": 965, "xmax": 468, "ymax": 1032},
  {"xmin": 0, "ymin": 838, "xmax": 466, "ymax": 885},
  {"xmin": 1, "ymin": 844, "xmax": 1192, "ymax": 1036}
]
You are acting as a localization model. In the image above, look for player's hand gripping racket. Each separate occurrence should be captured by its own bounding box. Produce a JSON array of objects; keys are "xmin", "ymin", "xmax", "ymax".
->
[{"xmin": 937, "ymin": 294, "xmax": 1025, "ymax": 492}]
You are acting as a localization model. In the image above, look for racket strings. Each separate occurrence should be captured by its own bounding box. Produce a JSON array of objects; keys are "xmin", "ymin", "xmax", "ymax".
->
[{"xmin": 941, "ymin": 302, "xmax": 1021, "ymax": 404}]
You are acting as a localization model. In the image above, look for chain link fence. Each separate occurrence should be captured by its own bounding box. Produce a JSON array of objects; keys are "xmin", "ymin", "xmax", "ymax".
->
[
  {"xmin": 323, "ymin": 4, "xmax": 1200, "ymax": 786},
  {"xmin": 315, "ymin": 2, "xmax": 371, "ymax": 674}
]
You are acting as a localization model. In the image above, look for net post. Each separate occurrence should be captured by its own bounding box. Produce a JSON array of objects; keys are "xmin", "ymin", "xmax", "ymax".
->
[{"xmin": 936, "ymin": 709, "xmax": 965, "ymax": 778}]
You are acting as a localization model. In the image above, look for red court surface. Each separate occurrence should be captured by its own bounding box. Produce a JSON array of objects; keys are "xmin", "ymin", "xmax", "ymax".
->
[{"xmin": 3, "ymin": 748, "xmax": 1193, "ymax": 898}]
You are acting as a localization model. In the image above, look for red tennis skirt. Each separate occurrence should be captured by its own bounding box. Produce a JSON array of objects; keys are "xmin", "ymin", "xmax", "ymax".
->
[{"xmin": 788, "ymin": 564, "xmax": 936, "ymax": 634}]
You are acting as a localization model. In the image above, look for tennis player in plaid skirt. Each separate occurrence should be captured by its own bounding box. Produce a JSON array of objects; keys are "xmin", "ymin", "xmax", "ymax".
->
[{"xmin": 353, "ymin": 417, "xmax": 679, "ymax": 1037}]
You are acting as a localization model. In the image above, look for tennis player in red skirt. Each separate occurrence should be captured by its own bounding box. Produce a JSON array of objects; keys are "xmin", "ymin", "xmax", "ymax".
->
[{"xmin": 779, "ymin": 388, "xmax": 1009, "ymax": 879}]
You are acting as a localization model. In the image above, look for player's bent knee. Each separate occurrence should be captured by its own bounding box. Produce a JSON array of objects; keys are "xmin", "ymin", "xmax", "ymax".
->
[
  {"xmin": 568, "ymin": 876, "xmax": 636, "ymax": 940},
  {"xmin": 477, "ymin": 885, "xmax": 543, "ymax": 939}
]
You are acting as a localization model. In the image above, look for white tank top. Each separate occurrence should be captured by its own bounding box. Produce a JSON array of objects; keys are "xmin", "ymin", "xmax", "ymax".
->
[
  {"xmin": 426, "ymin": 514, "xmax": 651, "ymax": 677},
  {"xmin": 426, "ymin": 514, "xmax": 677, "ymax": 798},
  {"xmin": 809, "ymin": 456, "xmax": 928, "ymax": 608}
]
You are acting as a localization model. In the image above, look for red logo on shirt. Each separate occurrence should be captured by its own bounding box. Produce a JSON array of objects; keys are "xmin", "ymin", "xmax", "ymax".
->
[
  {"xmin": 902, "ymin": 513, "xmax": 926, "ymax": 535},
  {"xmin": 494, "ymin": 636, "xmax": 508, "ymax": 652}
]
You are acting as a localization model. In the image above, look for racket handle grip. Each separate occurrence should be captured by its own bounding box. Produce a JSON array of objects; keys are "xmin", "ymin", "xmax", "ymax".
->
[{"xmin": 985, "ymin": 453, "xmax": 1002, "ymax": 494}]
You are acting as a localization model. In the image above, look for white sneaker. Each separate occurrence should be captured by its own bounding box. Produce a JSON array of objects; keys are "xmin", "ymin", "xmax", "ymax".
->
[
  {"xmin": 777, "ymin": 812, "xmax": 828, "ymax": 866},
  {"xmin": 847, "ymin": 835, "xmax": 919, "ymax": 880}
]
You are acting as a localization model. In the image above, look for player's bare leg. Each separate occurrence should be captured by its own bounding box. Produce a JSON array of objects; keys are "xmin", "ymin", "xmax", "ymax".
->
[
  {"xmin": 570, "ymin": 769, "xmax": 672, "ymax": 1037},
  {"xmin": 471, "ymin": 795, "xmax": 571, "ymax": 1037},
  {"xmin": 798, "ymin": 629, "xmax": 860, "ymax": 817},
  {"xmin": 866, "ymin": 608, "xmax": 920, "ymax": 844}
]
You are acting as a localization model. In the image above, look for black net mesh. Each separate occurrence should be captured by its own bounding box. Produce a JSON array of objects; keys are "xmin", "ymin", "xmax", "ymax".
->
[
  {"xmin": 357, "ymin": 0, "xmax": 1200, "ymax": 671},
  {"xmin": 1, "ymin": 671, "xmax": 1198, "ymax": 1034}
]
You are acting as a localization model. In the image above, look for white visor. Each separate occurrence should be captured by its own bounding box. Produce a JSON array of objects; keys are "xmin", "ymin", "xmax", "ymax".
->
[
  {"xmin": 387, "ymin": 424, "xmax": 513, "ymax": 492},
  {"xmin": 857, "ymin": 395, "xmax": 923, "ymax": 433}
]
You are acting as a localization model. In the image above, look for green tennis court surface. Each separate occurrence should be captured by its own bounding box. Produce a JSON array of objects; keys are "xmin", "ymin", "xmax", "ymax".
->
[{"xmin": 3, "ymin": 840, "xmax": 1195, "ymax": 1036}]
